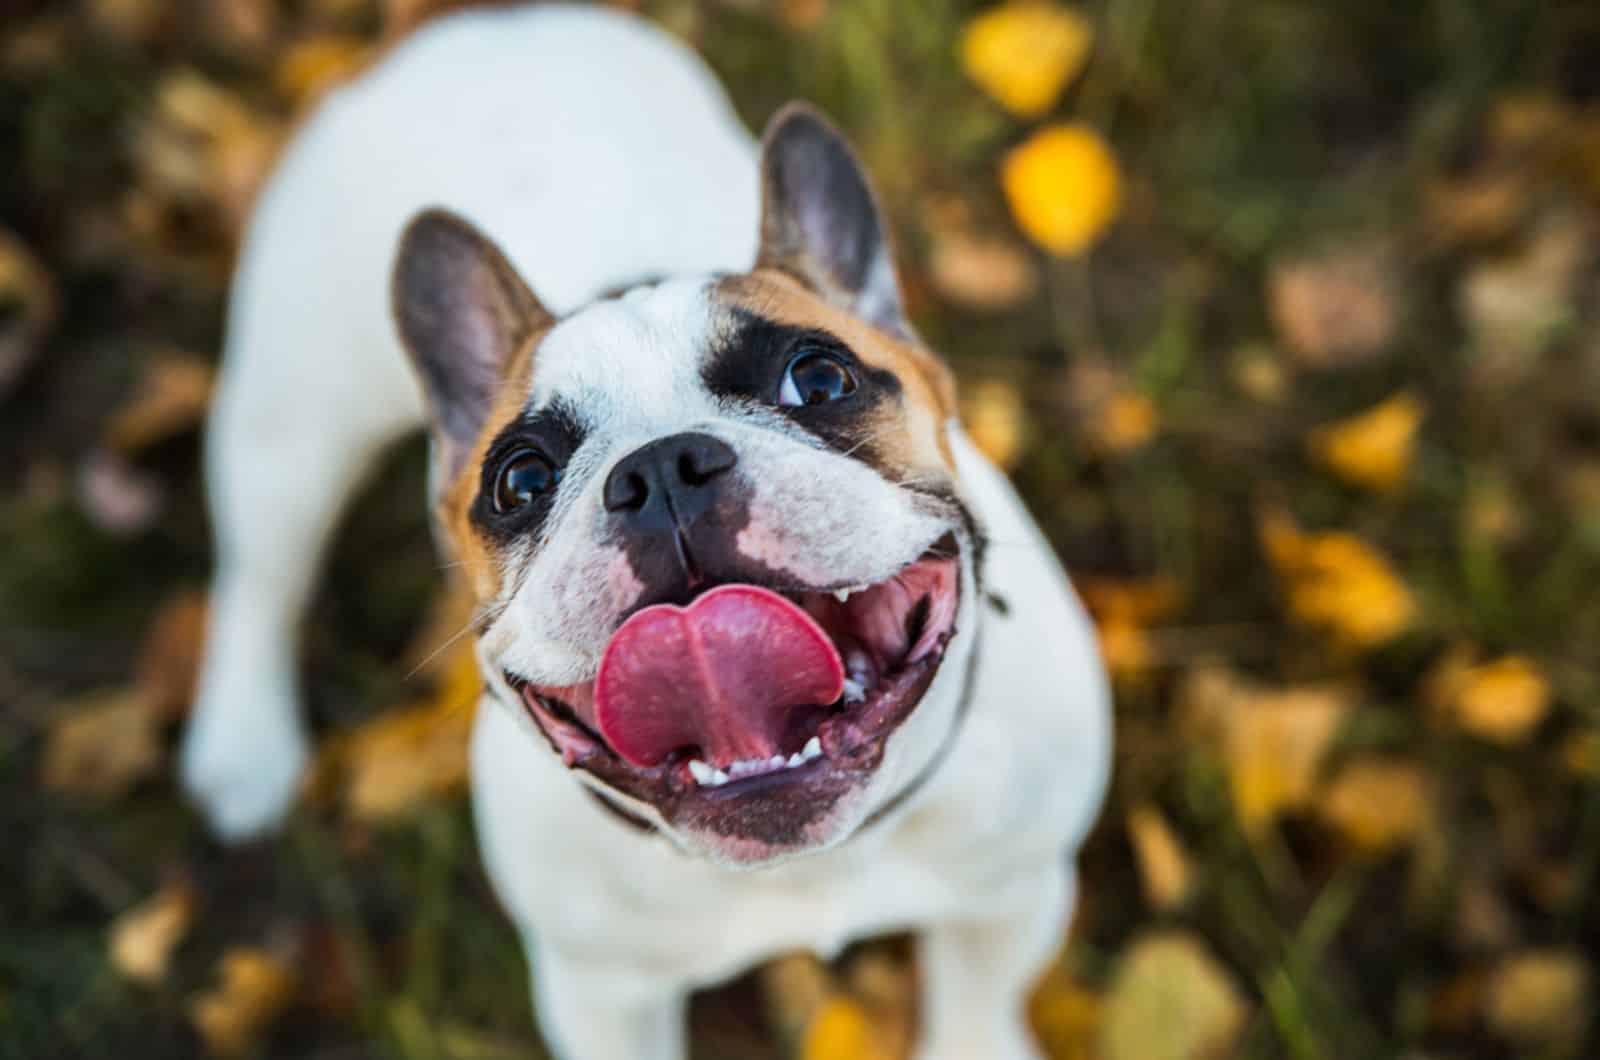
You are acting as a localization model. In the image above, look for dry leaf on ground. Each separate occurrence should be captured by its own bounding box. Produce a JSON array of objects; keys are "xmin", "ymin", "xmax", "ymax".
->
[
  {"xmin": 761, "ymin": 952, "xmax": 832, "ymax": 1040},
  {"xmin": 324, "ymin": 645, "xmax": 481, "ymax": 822},
  {"xmin": 1002, "ymin": 124, "xmax": 1122, "ymax": 256},
  {"xmin": 1267, "ymin": 247, "xmax": 1396, "ymax": 368},
  {"xmin": 1485, "ymin": 949, "xmax": 1591, "ymax": 1049},
  {"xmin": 1226, "ymin": 686, "xmax": 1349, "ymax": 836},
  {"xmin": 1090, "ymin": 389, "xmax": 1158, "ymax": 456},
  {"xmin": 800, "ymin": 994, "xmax": 895, "ymax": 1060},
  {"xmin": 1260, "ymin": 509, "xmax": 1416, "ymax": 649},
  {"xmin": 1429, "ymin": 651, "xmax": 1552, "ymax": 746},
  {"xmin": 1307, "ymin": 391, "xmax": 1424, "ymax": 494},
  {"xmin": 1315, "ymin": 757, "xmax": 1430, "ymax": 856},
  {"xmin": 108, "ymin": 881, "xmax": 196, "ymax": 985},
  {"xmin": 1100, "ymin": 933, "xmax": 1247, "ymax": 1060},
  {"xmin": 1029, "ymin": 961, "xmax": 1101, "ymax": 1060},
  {"xmin": 960, "ymin": 1, "xmax": 1092, "ymax": 118},
  {"xmin": 40, "ymin": 689, "xmax": 163, "ymax": 799},
  {"xmin": 0, "ymin": 226, "xmax": 57, "ymax": 397},
  {"xmin": 275, "ymin": 35, "xmax": 372, "ymax": 109},
  {"xmin": 189, "ymin": 948, "xmax": 296, "ymax": 1057},
  {"xmin": 1126, "ymin": 804, "xmax": 1194, "ymax": 910},
  {"xmin": 1460, "ymin": 215, "xmax": 1588, "ymax": 377},
  {"xmin": 135, "ymin": 591, "xmax": 209, "ymax": 720},
  {"xmin": 104, "ymin": 352, "xmax": 215, "ymax": 455},
  {"xmin": 960, "ymin": 379, "xmax": 1030, "ymax": 469},
  {"xmin": 1080, "ymin": 577, "xmax": 1181, "ymax": 683},
  {"xmin": 927, "ymin": 229, "xmax": 1039, "ymax": 311}
]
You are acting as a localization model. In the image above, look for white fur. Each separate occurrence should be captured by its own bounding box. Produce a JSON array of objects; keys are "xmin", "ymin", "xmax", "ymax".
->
[{"xmin": 183, "ymin": 6, "xmax": 1111, "ymax": 1058}]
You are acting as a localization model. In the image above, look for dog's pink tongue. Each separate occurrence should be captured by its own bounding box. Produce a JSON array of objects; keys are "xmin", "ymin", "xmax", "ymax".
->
[{"xmin": 594, "ymin": 585, "xmax": 845, "ymax": 768}]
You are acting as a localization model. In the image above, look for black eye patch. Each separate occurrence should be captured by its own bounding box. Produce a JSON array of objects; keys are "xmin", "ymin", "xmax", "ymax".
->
[
  {"xmin": 470, "ymin": 399, "xmax": 588, "ymax": 543},
  {"xmin": 703, "ymin": 309, "xmax": 901, "ymax": 461}
]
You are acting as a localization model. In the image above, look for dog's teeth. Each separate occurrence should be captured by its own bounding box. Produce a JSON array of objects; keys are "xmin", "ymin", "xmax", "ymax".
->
[
  {"xmin": 802, "ymin": 736, "xmax": 823, "ymax": 761},
  {"xmin": 788, "ymin": 752, "xmax": 804, "ymax": 767},
  {"xmin": 842, "ymin": 678, "xmax": 866, "ymax": 703},
  {"xmin": 689, "ymin": 759, "xmax": 714, "ymax": 785},
  {"xmin": 833, "ymin": 588, "xmax": 851, "ymax": 603},
  {"xmin": 770, "ymin": 754, "xmax": 786, "ymax": 768}
]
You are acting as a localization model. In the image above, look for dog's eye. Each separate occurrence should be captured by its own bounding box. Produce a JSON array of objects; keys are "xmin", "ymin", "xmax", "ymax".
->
[
  {"xmin": 779, "ymin": 349, "xmax": 857, "ymax": 407},
  {"xmin": 493, "ymin": 449, "xmax": 559, "ymax": 513}
]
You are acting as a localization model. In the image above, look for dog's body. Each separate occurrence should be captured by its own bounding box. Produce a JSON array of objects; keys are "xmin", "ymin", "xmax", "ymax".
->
[{"xmin": 181, "ymin": 7, "xmax": 1110, "ymax": 1058}]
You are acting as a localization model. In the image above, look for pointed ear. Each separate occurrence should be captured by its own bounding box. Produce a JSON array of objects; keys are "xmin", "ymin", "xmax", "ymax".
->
[
  {"xmin": 392, "ymin": 208, "xmax": 552, "ymax": 479},
  {"xmin": 756, "ymin": 102, "xmax": 910, "ymax": 337}
]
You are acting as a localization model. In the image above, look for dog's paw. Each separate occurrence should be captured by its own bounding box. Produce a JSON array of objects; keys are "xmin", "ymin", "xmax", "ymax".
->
[
  {"xmin": 917, "ymin": 1027, "xmax": 1043, "ymax": 1060},
  {"xmin": 180, "ymin": 687, "xmax": 309, "ymax": 841}
]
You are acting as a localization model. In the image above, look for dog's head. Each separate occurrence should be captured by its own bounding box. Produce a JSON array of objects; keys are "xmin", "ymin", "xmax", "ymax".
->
[{"xmin": 392, "ymin": 104, "xmax": 981, "ymax": 867}]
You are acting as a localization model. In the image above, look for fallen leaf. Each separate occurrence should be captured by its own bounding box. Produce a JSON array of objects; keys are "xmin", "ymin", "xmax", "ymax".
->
[
  {"xmin": 275, "ymin": 35, "xmax": 372, "ymax": 109},
  {"xmin": 1451, "ymin": 655, "xmax": 1552, "ymax": 746},
  {"xmin": 1316, "ymin": 757, "xmax": 1430, "ymax": 855},
  {"xmin": 960, "ymin": 1, "xmax": 1093, "ymax": 118},
  {"xmin": 1267, "ymin": 247, "xmax": 1396, "ymax": 368},
  {"xmin": 1100, "ymin": 933, "xmax": 1247, "ymax": 1060},
  {"xmin": 927, "ymin": 229, "xmax": 1039, "ymax": 311},
  {"xmin": 1029, "ymin": 962, "xmax": 1101, "ymax": 1060},
  {"xmin": 105, "ymin": 352, "xmax": 215, "ymax": 455},
  {"xmin": 1307, "ymin": 392, "xmax": 1424, "ymax": 494},
  {"xmin": 1091, "ymin": 389, "xmax": 1158, "ymax": 455},
  {"xmin": 1228, "ymin": 344, "xmax": 1291, "ymax": 404},
  {"xmin": 800, "ymin": 994, "xmax": 894, "ymax": 1060},
  {"xmin": 961, "ymin": 379, "xmax": 1030, "ymax": 469},
  {"xmin": 0, "ymin": 226, "xmax": 58, "ymax": 397},
  {"xmin": 1260, "ymin": 509, "xmax": 1417, "ymax": 649},
  {"xmin": 189, "ymin": 948, "xmax": 296, "ymax": 1057},
  {"xmin": 108, "ymin": 881, "xmax": 196, "ymax": 985},
  {"xmin": 135, "ymin": 591, "xmax": 209, "ymax": 720},
  {"xmin": 1081, "ymin": 577, "xmax": 1181, "ymax": 684},
  {"xmin": 1227, "ymin": 686, "xmax": 1348, "ymax": 835},
  {"xmin": 1126, "ymin": 804, "xmax": 1193, "ymax": 910},
  {"xmin": 1002, "ymin": 124, "xmax": 1122, "ymax": 256},
  {"xmin": 41, "ymin": 689, "xmax": 163, "ymax": 799},
  {"xmin": 1460, "ymin": 214, "xmax": 1588, "ymax": 382},
  {"xmin": 762, "ymin": 952, "xmax": 832, "ymax": 1039},
  {"xmin": 1485, "ymin": 949, "xmax": 1591, "ymax": 1049},
  {"xmin": 331, "ymin": 646, "xmax": 481, "ymax": 822}
]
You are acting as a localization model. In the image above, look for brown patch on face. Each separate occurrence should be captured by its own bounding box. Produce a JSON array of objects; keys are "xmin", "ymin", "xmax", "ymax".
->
[
  {"xmin": 432, "ymin": 328, "xmax": 547, "ymax": 604},
  {"xmin": 716, "ymin": 268, "xmax": 958, "ymax": 475}
]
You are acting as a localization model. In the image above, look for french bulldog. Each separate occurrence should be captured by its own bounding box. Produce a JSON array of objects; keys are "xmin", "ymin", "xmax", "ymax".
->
[{"xmin": 180, "ymin": 6, "xmax": 1110, "ymax": 1058}]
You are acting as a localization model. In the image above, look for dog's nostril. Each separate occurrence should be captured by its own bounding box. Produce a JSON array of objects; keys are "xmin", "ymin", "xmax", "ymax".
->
[
  {"xmin": 605, "ymin": 469, "xmax": 650, "ymax": 512},
  {"xmin": 678, "ymin": 437, "xmax": 736, "ymax": 486}
]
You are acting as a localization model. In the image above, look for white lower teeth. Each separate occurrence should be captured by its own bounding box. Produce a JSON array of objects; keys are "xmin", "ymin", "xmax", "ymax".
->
[
  {"xmin": 690, "ymin": 737, "xmax": 827, "ymax": 787},
  {"xmin": 843, "ymin": 678, "xmax": 866, "ymax": 703}
]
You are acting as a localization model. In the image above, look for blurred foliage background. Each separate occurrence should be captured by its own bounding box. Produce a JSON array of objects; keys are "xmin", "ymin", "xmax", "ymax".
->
[{"xmin": 4, "ymin": 0, "xmax": 1600, "ymax": 1057}]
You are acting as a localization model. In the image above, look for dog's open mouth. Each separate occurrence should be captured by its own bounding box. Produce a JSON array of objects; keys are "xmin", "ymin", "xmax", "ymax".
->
[{"xmin": 503, "ymin": 532, "xmax": 960, "ymax": 835}]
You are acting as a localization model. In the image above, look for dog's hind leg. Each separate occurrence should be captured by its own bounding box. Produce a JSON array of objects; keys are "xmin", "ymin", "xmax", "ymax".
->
[{"xmin": 533, "ymin": 949, "xmax": 687, "ymax": 1060}]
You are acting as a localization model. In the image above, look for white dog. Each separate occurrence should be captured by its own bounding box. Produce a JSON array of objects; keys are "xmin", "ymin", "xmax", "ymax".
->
[{"xmin": 180, "ymin": 6, "xmax": 1110, "ymax": 1057}]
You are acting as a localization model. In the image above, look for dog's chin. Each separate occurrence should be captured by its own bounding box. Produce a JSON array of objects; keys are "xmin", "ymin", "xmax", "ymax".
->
[{"xmin": 501, "ymin": 532, "xmax": 963, "ymax": 866}]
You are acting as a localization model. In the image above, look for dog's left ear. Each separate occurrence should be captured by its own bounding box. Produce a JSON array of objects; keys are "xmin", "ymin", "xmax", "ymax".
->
[
  {"xmin": 757, "ymin": 103, "xmax": 909, "ymax": 338},
  {"xmin": 393, "ymin": 208, "xmax": 553, "ymax": 482}
]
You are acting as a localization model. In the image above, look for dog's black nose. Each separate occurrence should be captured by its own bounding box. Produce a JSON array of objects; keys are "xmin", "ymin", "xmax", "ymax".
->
[{"xmin": 603, "ymin": 432, "xmax": 738, "ymax": 531}]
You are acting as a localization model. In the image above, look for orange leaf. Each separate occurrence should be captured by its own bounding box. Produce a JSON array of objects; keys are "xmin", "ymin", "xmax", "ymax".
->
[{"xmin": 1002, "ymin": 124, "xmax": 1122, "ymax": 256}]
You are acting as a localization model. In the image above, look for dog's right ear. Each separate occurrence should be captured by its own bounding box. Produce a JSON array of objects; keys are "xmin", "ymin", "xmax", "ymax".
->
[{"xmin": 393, "ymin": 208, "xmax": 552, "ymax": 480}]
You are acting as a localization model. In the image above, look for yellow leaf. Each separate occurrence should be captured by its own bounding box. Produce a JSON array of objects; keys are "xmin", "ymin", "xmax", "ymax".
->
[
  {"xmin": 189, "ymin": 949, "xmax": 296, "ymax": 1057},
  {"xmin": 1308, "ymin": 391, "xmax": 1424, "ymax": 494},
  {"xmin": 1226, "ymin": 687, "xmax": 1348, "ymax": 835},
  {"xmin": 40, "ymin": 689, "xmax": 163, "ymax": 799},
  {"xmin": 0, "ymin": 226, "xmax": 57, "ymax": 396},
  {"xmin": 136, "ymin": 590, "xmax": 209, "ymax": 721},
  {"xmin": 1081, "ymin": 578, "xmax": 1180, "ymax": 684},
  {"xmin": 105, "ymin": 352, "xmax": 215, "ymax": 455},
  {"xmin": 1002, "ymin": 124, "xmax": 1122, "ymax": 256},
  {"xmin": 761, "ymin": 952, "xmax": 832, "ymax": 1038},
  {"xmin": 1452, "ymin": 655, "xmax": 1551, "ymax": 746},
  {"xmin": 333, "ymin": 646, "xmax": 481, "ymax": 823},
  {"xmin": 1316, "ymin": 757, "xmax": 1430, "ymax": 855},
  {"xmin": 1091, "ymin": 390, "xmax": 1158, "ymax": 455},
  {"xmin": 1126, "ymin": 804, "xmax": 1193, "ymax": 910},
  {"xmin": 1029, "ymin": 962, "xmax": 1101, "ymax": 1060},
  {"xmin": 801, "ymin": 995, "xmax": 892, "ymax": 1060},
  {"xmin": 960, "ymin": 1, "xmax": 1093, "ymax": 118},
  {"xmin": 1100, "ymin": 933, "xmax": 1247, "ymax": 1060},
  {"xmin": 108, "ymin": 882, "xmax": 196, "ymax": 985},
  {"xmin": 1260, "ymin": 509, "xmax": 1416, "ymax": 649},
  {"xmin": 275, "ymin": 35, "xmax": 372, "ymax": 109},
  {"xmin": 1485, "ymin": 949, "xmax": 1592, "ymax": 1049},
  {"xmin": 961, "ymin": 379, "xmax": 1030, "ymax": 470}
]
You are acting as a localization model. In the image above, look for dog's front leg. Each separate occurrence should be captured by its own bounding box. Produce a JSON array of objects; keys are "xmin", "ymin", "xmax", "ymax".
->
[
  {"xmin": 533, "ymin": 949, "xmax": 687, "ymax": 1060},
  {"xmin": 915, "ymin": 864, "xmax": 1072, "ymax": 1060}
]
